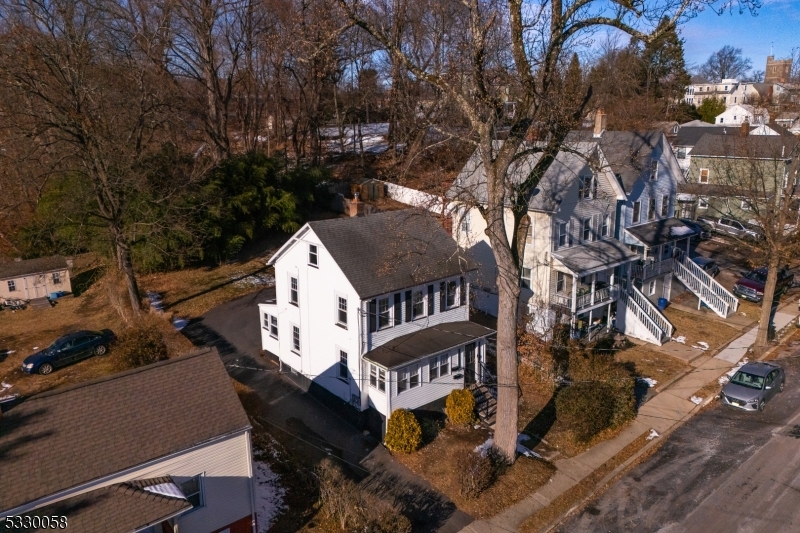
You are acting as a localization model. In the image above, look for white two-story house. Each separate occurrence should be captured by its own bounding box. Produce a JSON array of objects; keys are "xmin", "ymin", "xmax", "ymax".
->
[
  {"xmin": 0, "ymin": 348, "xmax": 257, "ymax": 533},
  {"xmin": 449, "ymin": 116, "xmax": 737, "ymax": 345},
  {"xmin": 260, "ymin": 210, "xmax": 494, "ymax": 435}
]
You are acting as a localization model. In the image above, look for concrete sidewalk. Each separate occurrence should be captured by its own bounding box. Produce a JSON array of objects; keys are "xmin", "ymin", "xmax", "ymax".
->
[{"xmin": 461, "ymin": 307, "xmax": 799, "ymax": 533}]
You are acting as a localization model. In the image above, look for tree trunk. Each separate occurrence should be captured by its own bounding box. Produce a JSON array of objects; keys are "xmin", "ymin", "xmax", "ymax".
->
[
  {"xmin": 111, "ymin": 225, "xmax": 142, "ymax": 317},
  {"xmin": 754, "ymin": 255, "xmax": 779, "ymax": 347}
]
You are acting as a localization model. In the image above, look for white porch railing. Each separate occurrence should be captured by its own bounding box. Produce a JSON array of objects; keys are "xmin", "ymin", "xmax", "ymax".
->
[
  {"xmin": 619, "ymin": 284, "xmax": 673, "ymax": 344},
  {"xmin": 673, "ymin": 257, "xmax": 738, "ymax": 318},
  {"xmin": 550, "ymin": 284, "xmax": 620, "ymax": 311}
]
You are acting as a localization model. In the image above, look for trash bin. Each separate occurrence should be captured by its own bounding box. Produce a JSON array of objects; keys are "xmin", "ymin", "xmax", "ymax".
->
[{"xmin": 657, "ymin": 298, "xmax": 668, "ymax": 310}]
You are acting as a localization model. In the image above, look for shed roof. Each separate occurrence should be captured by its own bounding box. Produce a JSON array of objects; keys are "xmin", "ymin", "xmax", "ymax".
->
[
  {"xmin": 304, "ymin": 210, "xmax": 476, "ymax": 299},
  {"xmin": 28, "ymin": 477, "xmax": 192, "ymax": 533},
  {"xmin": 625, "ymin": 218, "xmax": 695, "ymax": 248},
  {"xmin": 363, "ymin": 321, "xmax": 494, "ymax": 369},
  {"xmin": 0, "ymin": 348, "xmax": 250, "ymax": 513},
  {"xmin": 0, "ymin": 256, "xmax": 68, "ymax": 280},
  {"xmin": 552, "ymin": 238, "xmax": 640, "ymax": 276}
]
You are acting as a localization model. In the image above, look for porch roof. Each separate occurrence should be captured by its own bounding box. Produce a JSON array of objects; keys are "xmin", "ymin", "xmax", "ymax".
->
[
  {"xmin": 551, "ymin": 238, "xmax": 639, "ymax": 276},
  {"xmin": 625, "ymin": 218, "xmax": 694, "ymax": 248},
  {"xmin": 363, "ymin": 321, "xmax": 495, "ymax": 369}
]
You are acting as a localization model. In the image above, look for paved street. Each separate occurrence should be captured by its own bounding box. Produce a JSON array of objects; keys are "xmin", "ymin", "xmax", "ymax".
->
[{"xmin": 557, "ymin": 351, "xmax": 800, "ymax": 533}]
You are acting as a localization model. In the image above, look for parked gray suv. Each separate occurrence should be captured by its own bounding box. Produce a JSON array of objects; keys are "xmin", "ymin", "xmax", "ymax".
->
[
  {"xmin": 721, "ymin": 362, "xmax": 785, "ymax": 411},
  {"xmin": 699, "ymin": 216, "xmax": 762, "ymax": 240}
]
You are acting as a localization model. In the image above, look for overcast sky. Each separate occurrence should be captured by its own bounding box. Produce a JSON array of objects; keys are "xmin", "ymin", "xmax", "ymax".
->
[{"xmin": 681, "ymin": 0, "xmax": 798, "ymax": 71}]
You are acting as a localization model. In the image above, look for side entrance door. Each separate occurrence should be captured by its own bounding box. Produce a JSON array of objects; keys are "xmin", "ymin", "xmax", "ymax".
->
[{"xmin": 464, "ymin": 342, "xmax": 477, "ymax": 384}]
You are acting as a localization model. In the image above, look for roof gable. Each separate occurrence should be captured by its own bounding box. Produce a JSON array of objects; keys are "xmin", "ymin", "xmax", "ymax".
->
[
  {"xmin": 278, "ymin": 210, "xmax": 476, "ymax": 299},
  {"xmin": 0, "ymin": 348, "xmax": 250, "ymax": 512}
]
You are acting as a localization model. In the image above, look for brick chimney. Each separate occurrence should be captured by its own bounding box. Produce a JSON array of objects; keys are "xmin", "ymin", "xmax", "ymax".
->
[
  {"xmin": 741, "ymin": 121, "xmax": 750, "ymax": 136},
  {"xmin": 593, "ymin": 109, "xmax": 606, "ymax": 138}
]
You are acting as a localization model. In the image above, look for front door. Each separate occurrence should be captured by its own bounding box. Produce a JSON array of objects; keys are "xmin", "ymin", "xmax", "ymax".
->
[{"xmin": 464, "ymin": 342, "xmax": 477, "ymax": 384}]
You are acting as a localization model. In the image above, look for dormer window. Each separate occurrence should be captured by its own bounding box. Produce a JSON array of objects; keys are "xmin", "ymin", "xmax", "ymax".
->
[{"xmin": 578, "ymin": 175, "xmax": 595, "ymax": 200}]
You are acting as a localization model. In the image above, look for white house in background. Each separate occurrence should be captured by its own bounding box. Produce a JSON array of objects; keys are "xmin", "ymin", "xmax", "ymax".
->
[
  {"xmin": 259, "ymin": 210, "xmax": 494, "ymax": 434},
  {"xmin": 0, "ymin": 348, "xmax": 257, "ymax": 533},
  {"xmin": 449, "ymin": 114, "xmax": 739, "ymax": 345},
  {"xmin": 714, "ymin": 104, "xmax": 770, "ymax": 126}
]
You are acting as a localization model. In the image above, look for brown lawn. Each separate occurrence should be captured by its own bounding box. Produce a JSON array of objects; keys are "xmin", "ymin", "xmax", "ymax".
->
[
  {"xmin": 663, "ymin": 308, "xmax": 741, "ymax": 353},
  {"xmin": 395, "ymin": 425, "xmax": 555, "ymax": 519},
  {"xmin": 615, "ymin": 343, "xmax": 688, "ymax": 384}
]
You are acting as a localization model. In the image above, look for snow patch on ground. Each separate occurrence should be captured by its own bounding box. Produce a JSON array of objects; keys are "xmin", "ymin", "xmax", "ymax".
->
[
  {"xmin": 254, "ymin": 460, "xmax": 287, "ymax": 533},
  {"xmin": 320, "ymin": 123, "xmax": 390, "ymax": 154},
  {"xmin": 637, "ymin": 377, "xmax": 658, "ymax": 388},
  {"xmin": 646, "ymin": 429, "xmax": 660, "ymax": 441},
  {"xmin": 690, "ymin": 396, "xmax": 703, "ymax": 405},
  {"xmin": 692, "ymin": 341, "xmax": 709, "ymax": 350},
  {"xmin": 474, "ymin": 435, "xmax": 542, "ymax": 459},
  {"xmin": 673, "ymin": 336, "xmax": 686, "ymax": 344},
  {"xmin": 0, "ymin": 381, "xmax": 16, "ymax": 402},
  {"xmin": 232, "ymin": 273, "xmax": 275, "ymax": 288}
]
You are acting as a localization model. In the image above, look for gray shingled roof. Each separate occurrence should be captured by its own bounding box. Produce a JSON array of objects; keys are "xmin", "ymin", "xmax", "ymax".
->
[
  {"xmin": 448, "ymin": 140, "xmax": 600, "ymax": 212},
  {"xmin": 0, "ymin": 348, "xmax": 250, "ymax": 513},
  {"xmin": 552, "ymin": 238, "xmax": 640, "ymax": 276},
  {"xmin": 28, "ymin": 478, "xmax": 191, "ymax": 532},
  {"xmin": 691, "ymin": 135, "xmax": 798, "ymax": 158},
  {"xmin": 363, "ymin": 321, "xmax": 495, "ymax": 369},
  {"xmin": 595, "ymin": 131, "xmax": 663, "ymax": 193},
  {"xmin": 0, "ymin": 256, "xmax": 68, "ymax": 280},
  {"xmin": 674, "ymin": 126, "xmax": 734, "ymax": 147},
  {"xmin": 306, "ymin": 210, "xmax": 476, "ymax": 299},
  {"xmin": 625, "ymin": 218, "xmax": 695, "ymax": 247}
]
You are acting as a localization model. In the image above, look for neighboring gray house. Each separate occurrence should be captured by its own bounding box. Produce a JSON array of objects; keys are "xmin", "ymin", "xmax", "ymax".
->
[
  {"xmin": 0, "ymin": 255, "xmax": 72, "ymax": 301},
  {"xmin": 0, "ymin": 348, "xmax": 257, "ymax": 533}
]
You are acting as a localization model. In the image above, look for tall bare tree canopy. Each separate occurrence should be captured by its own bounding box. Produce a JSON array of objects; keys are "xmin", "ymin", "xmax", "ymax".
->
[
  {"xmin": 337, "ymin": 0, "xmax": 759, "ymax": 461},
  {"xmin": 698, "ymin": 44, "xmax": 753, "ymax": 82}
]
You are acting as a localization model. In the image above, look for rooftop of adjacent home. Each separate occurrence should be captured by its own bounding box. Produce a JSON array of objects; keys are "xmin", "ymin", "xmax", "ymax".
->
[{"xmin": 0, "ymin": 255, "xmax": 69, "ymax": 280}]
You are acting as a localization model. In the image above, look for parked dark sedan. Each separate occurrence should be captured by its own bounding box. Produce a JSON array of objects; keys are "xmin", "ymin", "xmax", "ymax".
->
[
  {"xmin": 721, "ymin": 362, "xmax": 785, "ymax": 411},
  {"xmin": 691, "ymin": 256, "xmax": 720, "ymax": 277},
  {"xmin": 680, "ymin": 218, "xmax": 712, "ymax": 240},
  {"xmin": 22, "ymin": 330, "xmax": 116, "ymax": 375}
]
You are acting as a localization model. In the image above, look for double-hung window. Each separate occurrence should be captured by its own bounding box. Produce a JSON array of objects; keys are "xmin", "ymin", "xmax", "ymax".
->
[
  {"xmin": 289, "ymin": 277, "xmax": 298, "ymax": 305},
  {"xmin": 578, "ymin": 175, "xmax": 594, "ymax": 200},
  {"xmin": 292, "ymin": 325, "xmax": 300, "ymax": 352},
  {"xmin": 412, "ymin": 290, "xmax": 424, "ymax": 319},
  {"xmin": 446, "ymin": 280, "xmax": 457, "ymax": 308},
  {"xmin": 337, "ymin": 296, "xmax": 347, "ymax": 327},
  {"xmin": 649, "ymin": 160, "xmax": 658, "ymax": 180},
  {"xmin": 557, "ymin": 222, "xmax": 568, "ymax": 248},
  {"xmin": 270, "ymin": 315, "xmax": 278, "ymax": 338},
  {"xmin": 648, "ymin": 198, "xmax": 656, "ymax": 221},
  {"xmin": 661, "ymin": 195, "xmax": 669, "ymax": 217},
  {"xmin": 404, "ymin": 290, "xmax": 412, "ymax": 323},
  {"xmin": 430, "ymin": 354, "xmax": 450, "ymax": 380},
  {"xmin": 582, "ymin": 218, "xmax": 592, "ymax": 242},
  {"xmin": 409, "ymin": 366, "xmax": 420, "ymax": 388},
  {"xmin": 393, "ymin": 293, "xmax": 402, "ymax": 325},
  {"xmin": 308, "ymin": 244, "xmax": 318, "ymax": 266},
  {"xmin": 556, "ymin": 271, "xmax": 566, "ymax": 293},
  {"xmin": 601, "ymin": 215, "xmax": 609, "ymax": 237},
  {"xmin": 52, "ymin": 272, "xmax": 61, "ymax": 284},
  {"xmin": 338, "ymin": 350, "xmax": 348, "ymax": 380},
  {"xmin": 179, "ymin": 475, "xmax": 204, "ymax": 508},
  {"xmin": 369, "ymin": 364, "xmax": 386, "ymax": 392},
  {"xmin": 699, "ymin": 168, "xmax": 709, "ymax": 184},
  {"xmin": 378, "ymin": 297, "xmax": 390, "ymax": 329},
  {"xmin": 8, "ymin": 280, "xmax": 16, "ymax": 292},
  {"xmin": 521, "ymin": 267, "xmax": 532, "ymax": 289},
  {"xmin": 427, "ymin": 285, "xmax": 435, "ymax": 315},
  {"xmin": 398, "ymin": 368, "xmax": 408, "ymax": 393},
  {"xmin": 632, "ymin": 201, "xmax": 641, "ymax": 223}
]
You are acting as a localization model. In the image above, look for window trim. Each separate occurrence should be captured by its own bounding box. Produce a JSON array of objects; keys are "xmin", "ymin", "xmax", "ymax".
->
[
  {"xmin": 377, "ymin": 296, "xmax": 391, "ymax": 329},
  {"xmin": 7, "ymin": 280, "xmax": 16, "ymax": 292},
  {"xmin": 582, "ymin": 217, "xmax": 592, "ymax": 242},
  {"xmin": 52, "ymin": 272, "xmax": 61, "ymax": 284},
  {"xmin": 429, "ymin": 353, "xmax": 451, "ymax": 381},
  {"xmin": 308, "ymin": 244, "xmax": 318, "ymax": 267},
  {"xmin": 270, "ymin": 315, "xmax": 278, "ymax": 339},
  {"xmin": 557, "ymin": 221, "xmax": 568, "ymax": 248},
  {"xmin": 336, "ymin": 294, "xmax": 348, "ymax": 328},
  {"xmin": 661, "ymin": 195, "xmax": 670, "ymax": 217},
  {"xmin": 698, "ymin": 196, "xmax": 709, "ymax": 209},
  {"xmin": 699, "ymin": 168, "xmax": 709, "ymax": 184},
  {"xmin": 601, "ymin": 215, "xmax": 609, "ymax": 237},
  {"xmin": 412, "ymin": 290, "xmax": 425, "ymax": 320},
  {"xmin": 648, "ymin": 198, "xmax": 656, "ymax": 221},
  {"xmin": 578, "ymin": 175, "xmax": 594, "ymax": 200},
  {"xmin": 337, "ymin": 348, "xmax": 348, "ymax": 382},
  {"xmin": 446, "ymin": 279, "xmax": 457, "ymax": 309},
  {"xmin": 649, "ymin": 160, "xmax": 658, "ymax": 180},
  {"xmin": 632, "ymin": 201, "xmax": 641, "ymax": 223},
  {"xmin": 289, "ymin": 276, "xmax": 298, "ymax": 306},
  {"xmin": 556, "ymin": 271, "xmax": 566, "ymax": 293},
  {"xmin": 291, "ymin": 324, "xmax": 301, "ymax": 353},
  {"xmin": 179, "ymin": 474, "xmax": 205, "ymax": 510},
  {"xmin": 369, "ymin": 363, "xmax": 386, "ymax": 392}
]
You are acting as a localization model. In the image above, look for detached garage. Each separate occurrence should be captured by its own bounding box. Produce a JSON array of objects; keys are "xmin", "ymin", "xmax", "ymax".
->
[{"xmin": 0, "ymin": 255, "xmax": 72, "ymax": 301}]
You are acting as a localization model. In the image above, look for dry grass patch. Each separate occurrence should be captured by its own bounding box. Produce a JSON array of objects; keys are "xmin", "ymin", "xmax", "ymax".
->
[
  {"xmin": 663, "ymin": 308, "xmax": 740, "ymax": 353},
  {"xmin": 139, "ymin": 258, "xmax": 273, "ymax": 318},
  {"xmin": 0, "ymin": 270, "xmax": 193, "ymax": 398},
  {"xmin": 394, "ymin": 425, "xmax": 555, "ymax": 518},
  {"xmin": 519, "ymin": 431, "xmax": 652, "ymax": 533},
  {"xmin": 615, "ymin": 344, "xmax": 688, "ymax": 385}
]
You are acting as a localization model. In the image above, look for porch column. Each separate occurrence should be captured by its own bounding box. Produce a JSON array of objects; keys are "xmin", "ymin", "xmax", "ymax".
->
[
  {"xmin": 606, "ymin": 302, "xmax": 613, "ymax": 330},
  {"xmin": 643, "ymin": 246, "xmax": 648, "ymax": 261},
  {"xmin": 571, "ymin": 274, "xmax": 578, "ymax": 314},
  {"xmin": 590, "ymin": 273, "xmax": 596, "ymax": 305}
]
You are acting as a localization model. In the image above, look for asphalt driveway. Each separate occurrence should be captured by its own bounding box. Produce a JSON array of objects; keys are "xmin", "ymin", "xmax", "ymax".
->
[
  {"xmin": 182, "ymin": 286, "xmax": 472, "ymax": 533},
  {"xmin": 557, "ymin": 351, "xmax": 800, "ymax": 533}
]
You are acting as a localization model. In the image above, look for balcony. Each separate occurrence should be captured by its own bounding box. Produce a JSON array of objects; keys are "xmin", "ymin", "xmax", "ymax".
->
[
  {"xmin": 550, "ymin": 283, "xmax": 620, "ymax": 312},
  {"xmin": 631, "ymin": 259, "xmax": 673, "ymax": 280}
]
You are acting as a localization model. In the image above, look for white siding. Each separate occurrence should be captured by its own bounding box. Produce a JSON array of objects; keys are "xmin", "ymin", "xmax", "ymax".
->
[
  {"xmin": 258, "ymin": 303, "xmax": 279, "ymax": 356},
  {"xmin": 24, "ymin": 432, "xmax": 253, "ymax": 533},
  {"xmin": 0, "ymin": 269, "xmax": 72, "ymax": 300},
  {"xmin": 388, "ymin": 348, "xmax": 469, "ymax": 412}
]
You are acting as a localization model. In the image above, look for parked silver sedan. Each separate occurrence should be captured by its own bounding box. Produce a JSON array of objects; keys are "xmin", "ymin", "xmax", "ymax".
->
[{"xmin": 721, "ymin": 362, "xmax": 785, "ymax": 411}]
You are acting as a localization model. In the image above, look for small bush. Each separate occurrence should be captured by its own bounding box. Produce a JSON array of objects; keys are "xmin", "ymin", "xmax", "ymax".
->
[
  {"xmin": 384, "ymin": 409, "xmax": 422, "ymax": 453},
  {"xmin": 456, "ymin": 448, "xmax": 505, "ymax": 499},
  {"xmin": 555, "ymin": 382, "xmax": 616, "ymax": 442},
  {"xmin": 446, "ymin": 389, "xmax": 476, "ymax": 425},
  {"xmin": 114, "ymin": 323, "xmax": 168, "ymax": 370}
]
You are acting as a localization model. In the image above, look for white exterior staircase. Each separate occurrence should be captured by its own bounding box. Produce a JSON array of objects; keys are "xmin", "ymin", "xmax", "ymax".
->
[
  {"xmin": 672, "ymin": 257, "xmax": 738, "ymax": 318},
  {"xmin": 618, "ymin": 284, "xmax": 674, "ymax": 345}
]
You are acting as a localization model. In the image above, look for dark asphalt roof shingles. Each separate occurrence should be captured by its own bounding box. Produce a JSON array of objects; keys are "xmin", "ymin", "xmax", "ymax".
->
[
  {"xmin": 307, "ymin": 210, "xmax": 476, "ymax": 299},
  {"xmin": 0, "ymin": 256, "xmax": 69, "ymax": 280},
  {"xmin": 0, "ymin": 348, "xmax": 250, "ymax": 512}
]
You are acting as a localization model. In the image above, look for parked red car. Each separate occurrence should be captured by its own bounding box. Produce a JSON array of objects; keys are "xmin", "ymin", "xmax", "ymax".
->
[{"xmin": 732, "ymin": 267, "xmax": 794, "ymax": 303}]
